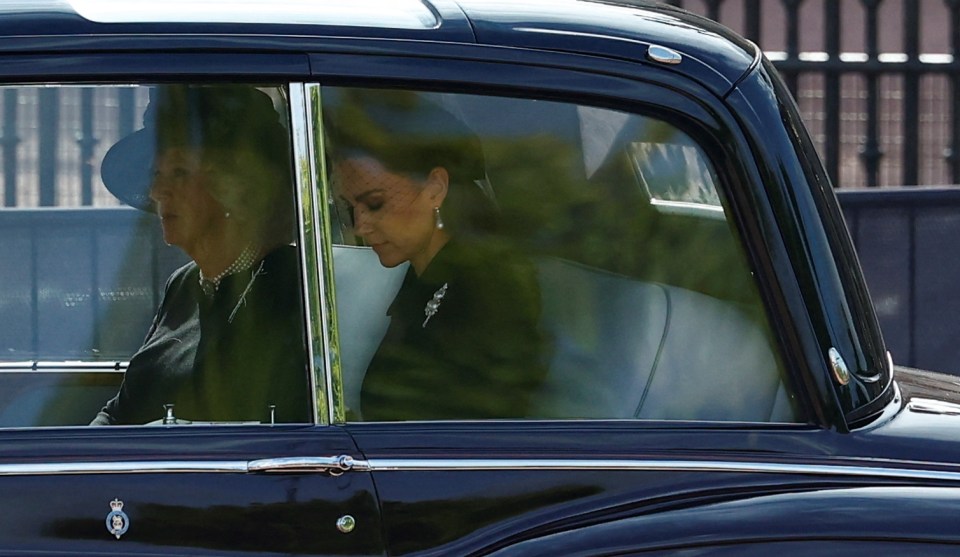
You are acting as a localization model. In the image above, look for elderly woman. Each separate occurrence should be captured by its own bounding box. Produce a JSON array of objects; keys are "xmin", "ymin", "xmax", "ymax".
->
[
  {"xmin": 326, "ymin": 89, "xmax": 547, "ymax": 421},
  {"xmin": 91, "ymin": 84, "xmax": 310, "ymax": 425}
]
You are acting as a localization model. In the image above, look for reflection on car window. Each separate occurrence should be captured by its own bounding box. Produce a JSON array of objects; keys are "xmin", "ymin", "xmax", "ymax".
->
[
  {"xmin": 630, "ymin": 142, "xmax": 723, "ymax": 209},
  {"xmin": 322, "ymin": 87, "xmax": 801, "ymax": 423},
  {"xmin": 0, "ymin": 84, "xmax": 311, "ymax": 427},
  {"xmin": 324, "ymin": 89, "xmax": 547, "ymax": 421}
]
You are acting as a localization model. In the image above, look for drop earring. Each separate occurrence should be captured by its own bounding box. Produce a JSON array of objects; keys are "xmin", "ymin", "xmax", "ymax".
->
[
  {"xmin": 224, "ymin": 211, "xmax": 231, "ymax": 219},
  {"xmin": 434, "ymin": 206, "xmax": 444, "ymax": 230}
]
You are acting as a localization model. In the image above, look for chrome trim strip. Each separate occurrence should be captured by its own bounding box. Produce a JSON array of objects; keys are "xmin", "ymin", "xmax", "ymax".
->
[
  {"xmin": 0, "ymin": 361, "xmax": 127, "ymax": 371},
  {"xmin": 290, "ymin": 82, "xmax": 330, "ymax": 426},
  {"xmin": 4, "ymin": 456, "xmax": 960, "ymax": 483},
  {"xmin": 363, "ymin": 458, "xmax": 960, "ymax": 483},
  {"xmin": 0, "ymin": 456, "xmax": 356, "ymax": 476},
  {"xmin": 0, "ymin": 461, "xmax": 249, "ymax": 476},
  {"xmin": 303, "ymin": 82, "xmax": 344, "ymax": 425}
]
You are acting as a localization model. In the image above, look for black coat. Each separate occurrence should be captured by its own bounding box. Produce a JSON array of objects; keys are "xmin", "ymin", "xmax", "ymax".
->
[
  {"xmin": 359, "ymin": 239, "xmax": 547, "ymax": 421},
  {"xmin": 92, "ymin": 246, "xmax": 311, "ymax": 425}
]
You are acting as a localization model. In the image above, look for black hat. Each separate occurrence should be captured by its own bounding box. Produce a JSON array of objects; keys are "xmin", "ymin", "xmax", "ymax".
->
[
  {"xmin": 323, "ymin": 88, "xmax": 486, "ymax": 184},
  {"xmin": 324, "ymin": 88, "xmax": 498, "ymax": 234},
  {"xmin": 100, "ymin": 84, "xmax": 288, "ymax": 212}
]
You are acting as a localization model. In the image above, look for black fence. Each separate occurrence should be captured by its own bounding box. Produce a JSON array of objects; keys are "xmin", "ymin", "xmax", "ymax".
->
[
  {"xmin": 1, "ymin": 87, "xmax": 142, "ymax": 208},
  {"xmin": 0, "ymin": 208, "xmax": 186, "ymax": 362},
  {"xmin": 670, "ymin": 0, "xmax": 960, "ymax": 190}
]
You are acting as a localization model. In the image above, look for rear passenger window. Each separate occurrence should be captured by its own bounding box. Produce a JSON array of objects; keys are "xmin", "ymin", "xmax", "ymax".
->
[
  {"xmin": 0, "ymin": 83, "xmax": 311, "ymax": 427},
  {"xmin": 320, "ymin": 87, "xmax": 801, "ymax": 423}
]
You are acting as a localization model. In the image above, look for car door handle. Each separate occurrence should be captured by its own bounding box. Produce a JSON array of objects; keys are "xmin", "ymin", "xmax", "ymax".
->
[{"xmin": 247, "ymin": 455, "xmax": 369, "ymax": 475}]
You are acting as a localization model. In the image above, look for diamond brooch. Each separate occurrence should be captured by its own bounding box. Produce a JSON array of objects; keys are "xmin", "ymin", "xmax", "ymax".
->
[{"xmin": 422, "ymin": 283, "xmax": 448, "ymax": 327}]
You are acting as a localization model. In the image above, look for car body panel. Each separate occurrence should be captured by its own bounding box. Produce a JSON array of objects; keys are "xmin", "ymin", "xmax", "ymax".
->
[
  {"xmin": 0, "ymin": 52, "xmax": 311, "ymax": 80},
  {"xmin": 345, "ymin": 375, "xmax": 960, "ymax": 554},
  {"xmin": 484, "ymin": 485, "xmax": 960, "ymax": 555},
  {"xmin": 0, "ymin": 426, "xmax": 384, "ymax": 554},
  {"xmin": 725, "ymin": 60, "xmax": 892, "ymax": 424},
  {"xmin": 457, "ymin": 0, "xmax": 758, "ymax": 96},
  {"xmin": 346, "ymin": 417, "xmax": 960, "ymax": 554},
  {"xmin": 0, "ymin": 0, "xmax": 950, "ymax": 555}
]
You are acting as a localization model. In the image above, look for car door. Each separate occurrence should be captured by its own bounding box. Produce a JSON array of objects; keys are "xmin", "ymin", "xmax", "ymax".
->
[
  {"xmin": 0, "ymin": 426, "xmax": 381, "ymax": 555},
  {"xmin": 306, "ymin": 51, "xmax": 855, "ymax": 555},
  {"xmin": 0, "ymin": 77, "xmax": 385, "ymax": 555}
]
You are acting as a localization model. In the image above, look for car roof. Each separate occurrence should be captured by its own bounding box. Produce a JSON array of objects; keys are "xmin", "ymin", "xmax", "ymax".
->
[
  {"xmin": 459, "ymin": 0, "xmax": 758, "ymax": 94},
  {"xmin": 0, "ymin": 0, "xmax": 758, "ymax": 95}
]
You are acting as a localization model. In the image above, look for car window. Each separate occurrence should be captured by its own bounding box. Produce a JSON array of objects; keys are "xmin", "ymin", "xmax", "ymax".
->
[
  {"xmin": 0, "ymin": 83, "xmax": 312, "ymax": 427},
  {"xmin": 319, "ymin": 86, "xmax": 801, "ymax": 423}
]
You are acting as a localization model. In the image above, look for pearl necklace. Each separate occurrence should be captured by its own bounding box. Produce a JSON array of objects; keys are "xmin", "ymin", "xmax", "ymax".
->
[{"xmin": 199, "ymin": 243, "xmax": 259, "ymax": 297}]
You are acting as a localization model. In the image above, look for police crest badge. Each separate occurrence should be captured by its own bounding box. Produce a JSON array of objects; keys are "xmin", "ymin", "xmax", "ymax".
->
[{"xmin": 105, "ymin": 498, "xmax": 129, "ymax": 539}]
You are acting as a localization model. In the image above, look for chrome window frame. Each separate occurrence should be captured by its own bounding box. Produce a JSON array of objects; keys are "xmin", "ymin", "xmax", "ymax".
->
[{"xmin": 291, "ymin": 82, "xmax": 343, "ymax": 425}]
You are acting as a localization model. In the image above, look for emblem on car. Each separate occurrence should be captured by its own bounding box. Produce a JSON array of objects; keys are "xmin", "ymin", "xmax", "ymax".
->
[{"xmin": 105, "ymin": 498, "xmax": 129, "ymax": 539}]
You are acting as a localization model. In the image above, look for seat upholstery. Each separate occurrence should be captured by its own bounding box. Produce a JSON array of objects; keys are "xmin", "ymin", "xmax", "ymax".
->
[
  {"xmin": 531, "ymin": 257, "xmax": 669, "ymax": 418},
  {"xmin": 331, "ymin": 245, "xmax": 791, "ymax": 422},
  {"xmin": 331, "ymin": 245, "xmax": 406, "ymax": 413},
  {"xmin": 532, "ymin": 258, "xmax": 787, "ymax": 421}
]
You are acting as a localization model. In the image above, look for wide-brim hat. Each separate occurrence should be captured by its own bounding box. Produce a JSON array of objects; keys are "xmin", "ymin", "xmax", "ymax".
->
[
  {"xmin": 323, "ymin": 88, "xmax": 498, "ymax": 234},
  {"xmin": 323, "ymin": 88, "xmax": 486, "ymax": 184},
  {"xmin": 101, "ymin": 84, "xmax": 288, "ymax": 212}
]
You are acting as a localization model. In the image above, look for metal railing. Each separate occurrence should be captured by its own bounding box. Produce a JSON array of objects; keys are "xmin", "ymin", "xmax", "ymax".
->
[
  {"xmin": 668, "ymin": 0, "xmax": 960, "ymax": 190},
  {"xmin": 0, "ymin": 207, "xmax": 186, "ymax": 361},
  {"xmin": 1, "ymin": 87, "xmax": 142, "ymax": 208}
]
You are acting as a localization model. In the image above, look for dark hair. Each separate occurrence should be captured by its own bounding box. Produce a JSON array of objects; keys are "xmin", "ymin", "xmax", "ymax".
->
[
  {"xmin": 324, "ymin": 88, "xmax": 498, "ymax": 235},
  {"xmin": 101, "ymin": 84, "xmax": 294, "ymax": 244}
]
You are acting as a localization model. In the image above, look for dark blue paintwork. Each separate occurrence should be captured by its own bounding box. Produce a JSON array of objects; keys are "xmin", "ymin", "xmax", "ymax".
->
[
  {"xmin": 0, "ymin": 0, "xmax": 955, "ymax": 555},
  {"xmin": 486, "ymin": 485, "xmax": 960, "ymax": 555},
  {"xmin": 725, "ymin": 58, "xmax": 892, "ymax": 427},
  {"xmin": 458, "ymin": 0, "xmax": 758, "ymax": 96}
]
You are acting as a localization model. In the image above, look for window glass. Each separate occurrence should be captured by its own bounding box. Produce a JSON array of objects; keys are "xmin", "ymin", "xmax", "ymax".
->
[
  {"xmin": 320, "ymin": 86, "xmax": 800, "ymax": 423},
  {"xmin": 0, "ymin": 83, "xmax": 311, "ymax": 427}
]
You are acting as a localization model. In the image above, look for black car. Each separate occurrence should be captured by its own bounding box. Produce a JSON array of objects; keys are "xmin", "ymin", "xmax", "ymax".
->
[{"xmin": 0, "ymin": 1, "xmax": 956, "ymax": 555}]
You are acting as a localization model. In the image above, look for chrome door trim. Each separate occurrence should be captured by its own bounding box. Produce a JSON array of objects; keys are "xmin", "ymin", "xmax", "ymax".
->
[
  {"xmin": 0, "ymin": 461, "xmax": 250, "ymax": 475},
  {"xmin": 0, "ymin": 456, "xmax": 356, "ymax": 476},
  {"xmin": 0, "ymin": 361, "xmax": 128, "ymax": 371},
  {"xmin": 290, "ymin": 82, "xmax": 335, "ymax": 425},
  {"xmin": 3, "ymin": 457, "xmax": 960, "ymax": 483},
  {"xmin": 362, "ymin": 457, "xmax": 960, "ymax": 483}
]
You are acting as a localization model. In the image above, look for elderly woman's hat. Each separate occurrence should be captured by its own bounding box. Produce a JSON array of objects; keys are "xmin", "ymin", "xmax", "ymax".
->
[{"xmin": 100, "ymin": 84, "xmax": 288, "ymax": 212}]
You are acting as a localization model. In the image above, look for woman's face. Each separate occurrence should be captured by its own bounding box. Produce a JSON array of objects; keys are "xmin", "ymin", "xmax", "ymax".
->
[
  {"xmin": 148, "ymin": 147, "xmax": 228, "ymax": 257},
  {"xmin": 335, "ymin": 156, "xmax": 448, "ymax": 274}
]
